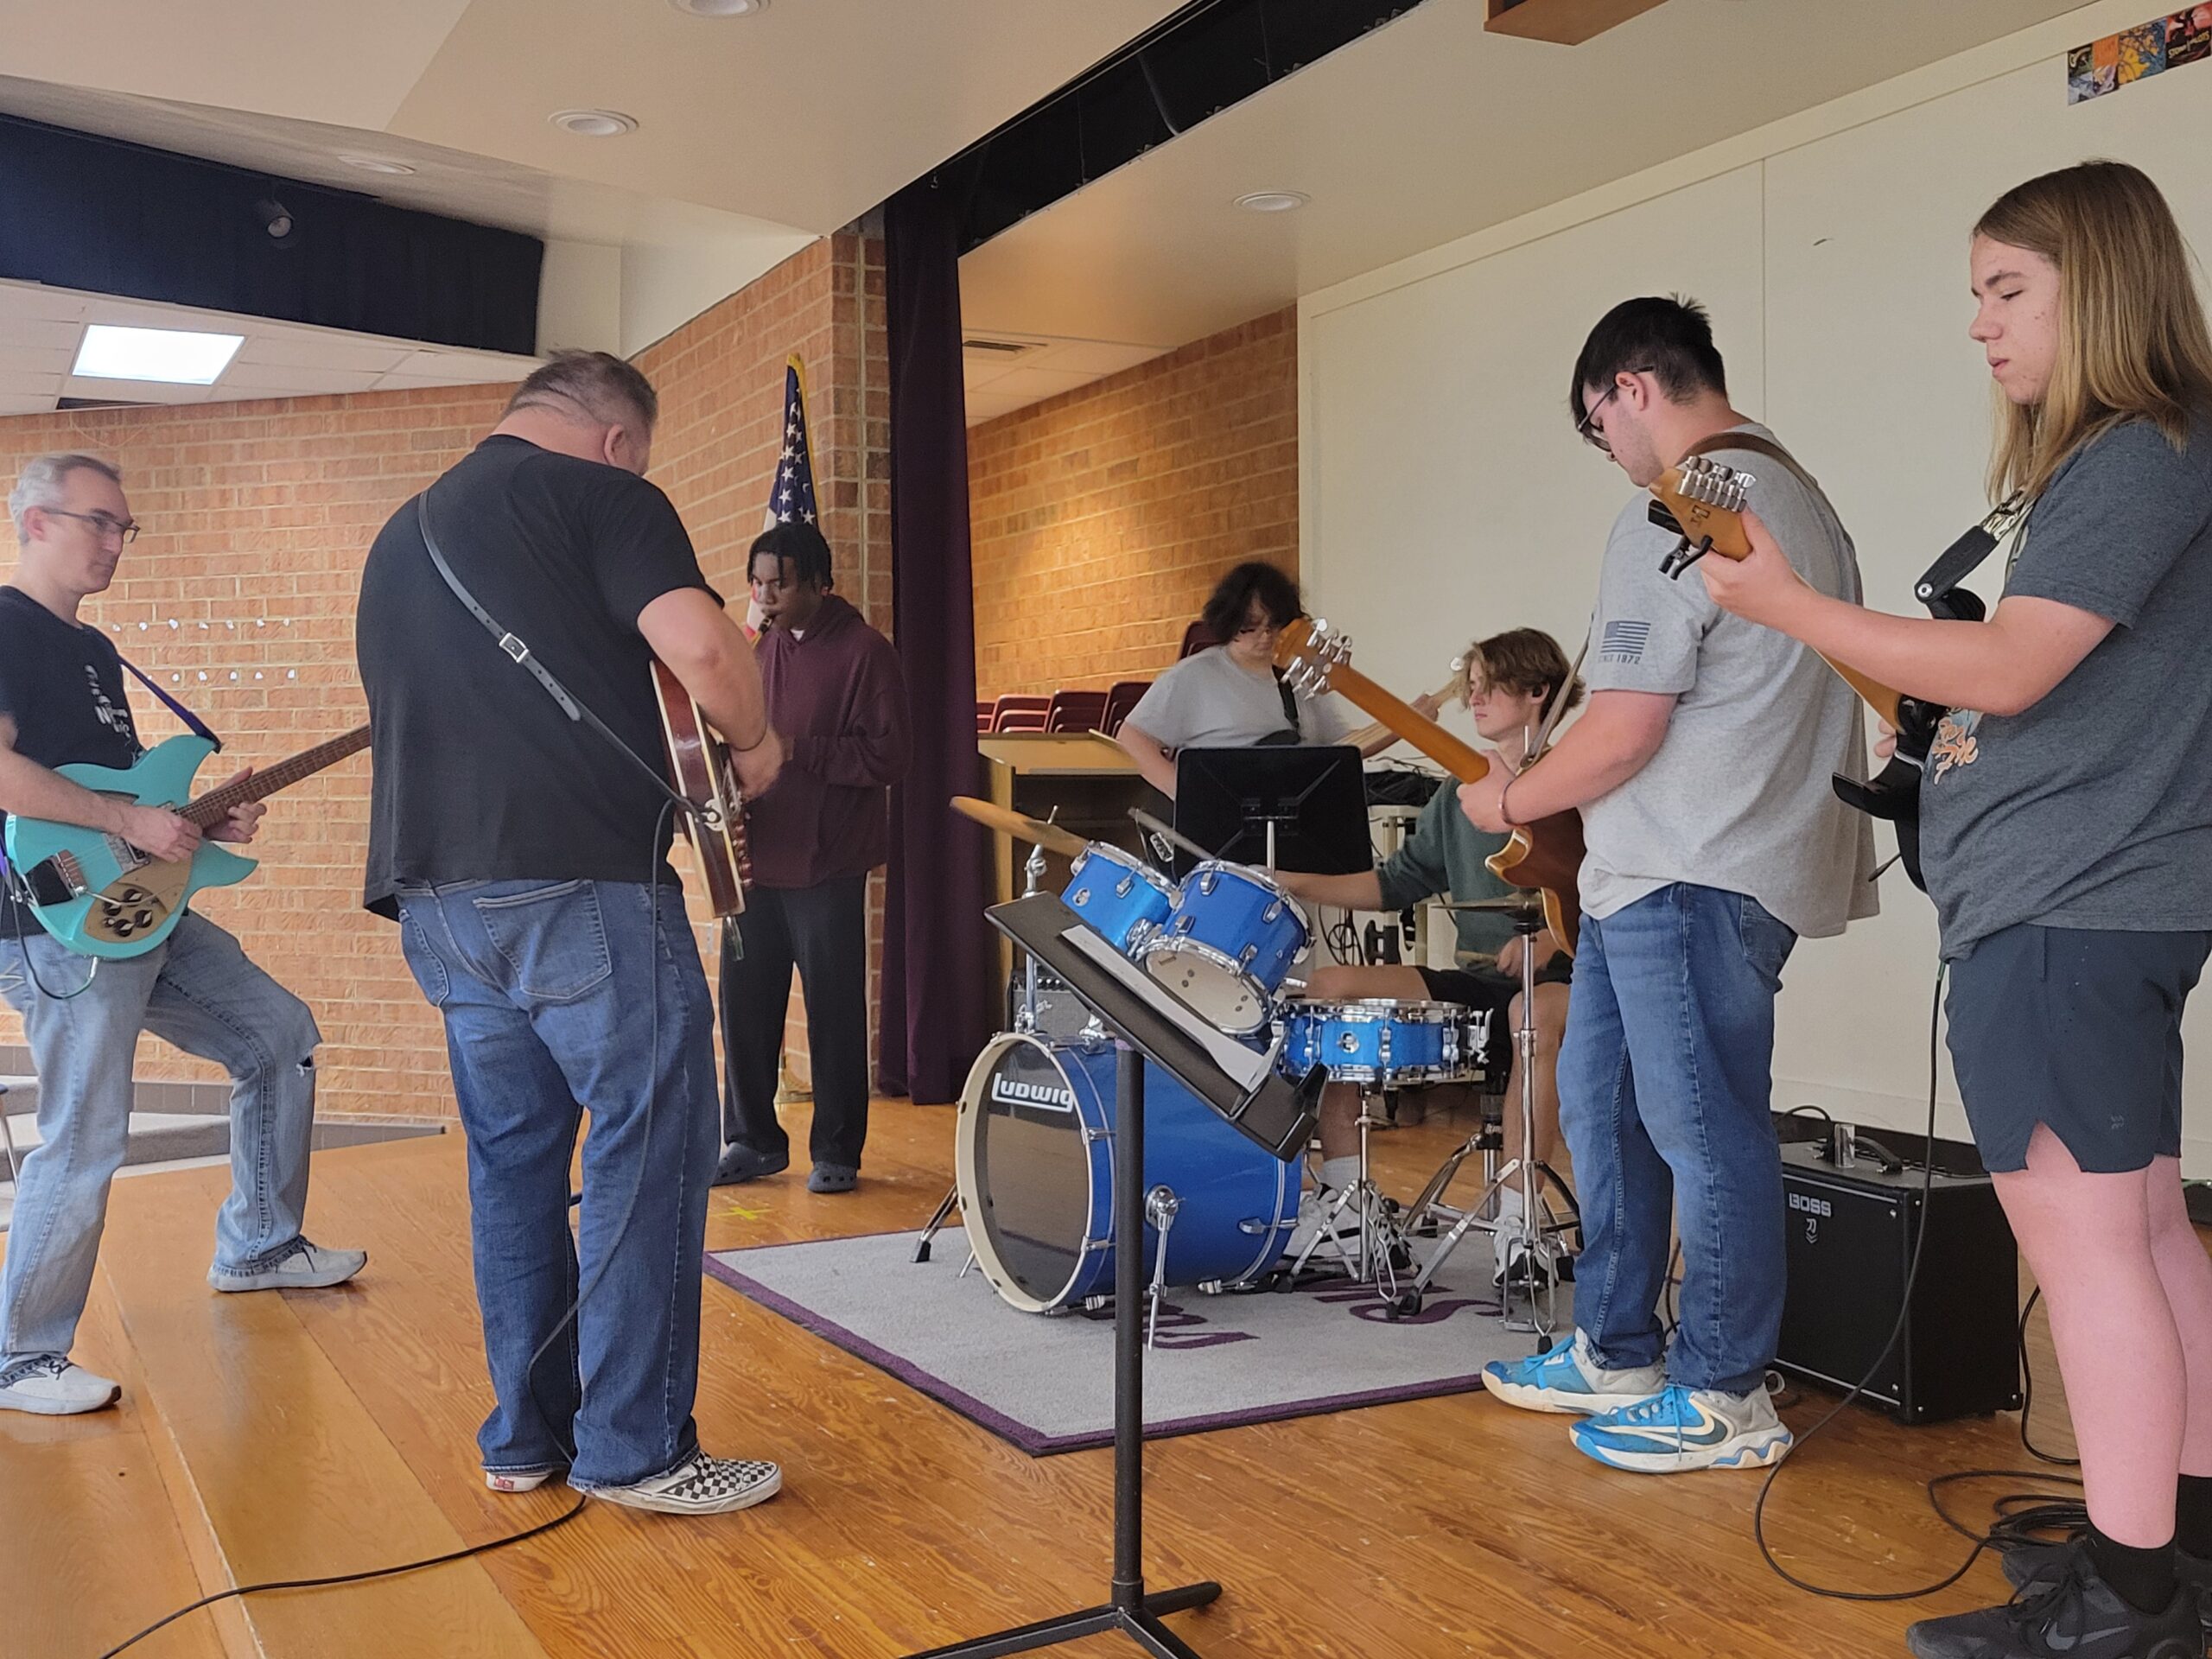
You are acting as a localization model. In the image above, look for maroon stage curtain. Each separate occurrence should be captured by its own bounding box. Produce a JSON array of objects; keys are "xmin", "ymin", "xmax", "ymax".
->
[{"xmin": 878, "ymin": 180, "xmax": 995, "ymax": 1103}]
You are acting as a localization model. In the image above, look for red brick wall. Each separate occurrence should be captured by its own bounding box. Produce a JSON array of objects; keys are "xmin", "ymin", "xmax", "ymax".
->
[
  {"xmin": 968, "ymin": 308, "xmax": 1298, "ymax": 700},
  {"xmin": 0, "ymin": 385, "xmax": 512, "ymax": 1117},
  {"xmin": 0, "ymin": 232, "xmax": 893, "ymax": 1115}
]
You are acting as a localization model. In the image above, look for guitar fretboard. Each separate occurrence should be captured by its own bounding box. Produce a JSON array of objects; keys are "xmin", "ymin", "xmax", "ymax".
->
[{"xmin": 182, "ymin": 727, "xmax": 372, "ymax": 828}]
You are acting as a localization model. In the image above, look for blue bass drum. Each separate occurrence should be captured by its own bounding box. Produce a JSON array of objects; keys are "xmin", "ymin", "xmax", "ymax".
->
[
  {"xmin": 1140, "ymin": 861, "xmax": 1309, "ymax": 1034},
  {"xmin": 955, "ymin": 1031, "xmax": 1301, "ymax": 1313},
  {"xmin": 1280, "ymin": 998, "xmax": 1478, "ymax": 1088},
  {"xmin": 1060, "ymin": 843, "xmax": 1179, "ymax": 956}
]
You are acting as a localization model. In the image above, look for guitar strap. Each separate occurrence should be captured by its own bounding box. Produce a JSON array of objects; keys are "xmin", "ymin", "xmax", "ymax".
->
[
  {"xmin": 412, "ymin": 493, "xmax": 695, "ymax": 815},
  {"xmin": 117, "ymin": 658, "xmax": 220, "ymax": 751}
]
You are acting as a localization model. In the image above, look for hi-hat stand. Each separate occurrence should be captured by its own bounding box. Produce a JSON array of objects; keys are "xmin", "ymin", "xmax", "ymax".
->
[
  {"xmin": 1391, "ymin": 896, "xmax": 1573, "ymax": 1332},
  {"xmin": 906, "ymin": 893, "xmax": 1323, "ymax": 1659}
]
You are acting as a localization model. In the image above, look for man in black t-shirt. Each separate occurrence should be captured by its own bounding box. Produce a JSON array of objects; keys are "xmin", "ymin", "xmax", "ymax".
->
[
  {"xmin": 0, "ymin": 453, "xmax": 363, "ymax": 1420},
  {"xmin": 357, "ymin": 352, "xmax": 785, "ymax": 1516}
]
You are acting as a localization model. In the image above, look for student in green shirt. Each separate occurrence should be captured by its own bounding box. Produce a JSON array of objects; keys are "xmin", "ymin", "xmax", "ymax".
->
[{"xmin": 1279, "ymin": 628, "xmax": 1580, "ymax": 1279}]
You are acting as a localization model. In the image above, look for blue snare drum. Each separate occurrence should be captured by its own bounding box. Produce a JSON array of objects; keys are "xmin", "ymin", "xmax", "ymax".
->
[
  {"xmin": 1140, "ymin": 861, "xmax": 1309, "ymax": 1035},
  {"xmin": 1061, "ymin": 843, "xmax": 1179, "ymax": 957},
  {"xmin": 1279, "ymin": 999, "xmax": 1475, "ymax": 1089},
  {"xmin": 955, "ymin": 1032, "xmax": 1300, "ymax": 1313}
]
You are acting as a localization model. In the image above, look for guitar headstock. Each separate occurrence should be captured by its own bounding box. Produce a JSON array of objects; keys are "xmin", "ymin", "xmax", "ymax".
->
[
  {"xmin": 1272, "ymin": 616, "xmax": 1351, "ymax": 697},
  {"xmin": 1649, "ymin": 456, "xmax": 1757, "ymax": 563}
]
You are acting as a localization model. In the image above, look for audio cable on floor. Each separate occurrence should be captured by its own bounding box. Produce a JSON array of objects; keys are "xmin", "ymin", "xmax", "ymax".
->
[
  {"xmin": 95, "ymin": 804, "xmax": 682, "ymax": 1658},
  {"xmin": 1753, "ymin": 962, "xmax": 2085, "ymax": 1603}
]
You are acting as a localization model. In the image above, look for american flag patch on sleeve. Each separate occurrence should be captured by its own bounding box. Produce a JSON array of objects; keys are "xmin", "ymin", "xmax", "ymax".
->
[{"xmin": 1599, "ymin": 620, "xmax": 1651, "ymax": 663}]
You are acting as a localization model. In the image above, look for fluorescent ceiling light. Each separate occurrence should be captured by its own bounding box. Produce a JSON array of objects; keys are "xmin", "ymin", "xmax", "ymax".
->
[{"xmin": 73, "ymin": 325, "xmax": 245, "ymax": 385}]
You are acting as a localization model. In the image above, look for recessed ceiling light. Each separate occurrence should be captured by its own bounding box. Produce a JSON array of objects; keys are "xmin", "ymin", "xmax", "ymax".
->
[
  {"xmin": 671, "ymin": 0, "xmax": 766, "ymax": 14},
  {"xmin": 73, "ymin": 325, "xmax": 245, "ymax": 386},
  {"xmin": 548, "ymin": 109, "xmax": 639, "ymax": 137},
  {"xmin": 338, "ymin": 155, "xmax": 417, "ymax": 175},
  {"xmin": 1235, "ymin": 191, "xmax": 1310, "ymax": 213}
]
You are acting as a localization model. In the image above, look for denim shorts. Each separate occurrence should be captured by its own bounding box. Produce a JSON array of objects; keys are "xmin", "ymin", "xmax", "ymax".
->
[{"xmin": 1945, "ymin": 923, "xmax": 2210, "ymax": 1173}]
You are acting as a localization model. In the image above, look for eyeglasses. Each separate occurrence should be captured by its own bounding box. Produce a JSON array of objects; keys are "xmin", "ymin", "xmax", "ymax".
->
[
  {"xmin": 1235, "ymin": 616, "xmax": 1287, "ymax": 639},
  {"xmin": 1574, "ymin": 366, "xmax": 1655, "ymax": 456},
  {"xmin": 43, "ymin": 509, "xmax": 140, "ymax": 544}
]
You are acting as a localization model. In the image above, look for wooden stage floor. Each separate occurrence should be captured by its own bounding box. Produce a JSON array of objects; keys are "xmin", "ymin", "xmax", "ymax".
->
[{"xmin": 4, "ymin": 1093, "xmax": 2084, "ymax": 1659}]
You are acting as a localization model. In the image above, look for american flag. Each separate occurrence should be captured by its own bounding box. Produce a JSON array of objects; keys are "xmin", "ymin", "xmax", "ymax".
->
[{"xmin": 764, "ymin": 356, "xmax": 818, "ymax": 532}]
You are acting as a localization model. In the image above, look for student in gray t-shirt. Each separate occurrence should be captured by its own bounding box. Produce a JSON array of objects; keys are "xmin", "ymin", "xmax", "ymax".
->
[
  {"xmin": 1464, "ymin": 296, "xmax": 1873, "ymax": 1478},
  {"xmin": 1700, "ymin": 161, "xmax": 2212, "ymax": 1655},
  {"xmin": 1114, "ymin": 560, "xmax": 1361, "ymax": 802}
]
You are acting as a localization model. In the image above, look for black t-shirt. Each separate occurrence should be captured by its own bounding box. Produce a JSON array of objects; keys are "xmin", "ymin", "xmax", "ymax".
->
[
  {"xmin": 0, "ymin": 585, "xmax": 145, "ymax": 930},
  {"xmin": 355, "ymin": 435, "xmax": 715, "ymax": 918}
]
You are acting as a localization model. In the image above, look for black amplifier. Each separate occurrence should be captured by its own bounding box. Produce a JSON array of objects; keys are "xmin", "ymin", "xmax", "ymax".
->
[{"xmin": 1775, "ymin": 1138, "xmax": 2022, "ymax": 1425}]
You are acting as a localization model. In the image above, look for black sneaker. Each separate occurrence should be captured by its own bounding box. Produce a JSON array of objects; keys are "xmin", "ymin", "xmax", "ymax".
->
[
  {"xmin": 1908, "ymin": 1541, "xmax": 2202, "ymax": 1658},
  {"xmin": 2001, "ymin": 1535, "xmax": 2212, "ymax": 1627},
  {"xmin": 712, "ymin": 1144, "xmax": 790, "ymax": 1186}
]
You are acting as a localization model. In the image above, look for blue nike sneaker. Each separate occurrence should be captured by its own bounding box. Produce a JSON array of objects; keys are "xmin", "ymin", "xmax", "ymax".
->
[
  {"xmin": 1481, "ymin": 1331, "xmax": 1667, "ymax": 1415},
  {"xmin": 1570, "ymin": 1382, "xmax": 1792, "ymax": 1473}
]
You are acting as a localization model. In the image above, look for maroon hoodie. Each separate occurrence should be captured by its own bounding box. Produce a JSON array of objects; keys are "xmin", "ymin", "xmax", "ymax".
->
[{"xmin": 747, "ymin": 592, "xmax": 910, "ymax": 888}]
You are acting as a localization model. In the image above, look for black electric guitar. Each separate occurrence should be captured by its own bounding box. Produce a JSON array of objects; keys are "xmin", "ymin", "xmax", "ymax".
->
[{"xmin": 1647, "ymin": 456, "xmax": 1974, "ymax": 890}]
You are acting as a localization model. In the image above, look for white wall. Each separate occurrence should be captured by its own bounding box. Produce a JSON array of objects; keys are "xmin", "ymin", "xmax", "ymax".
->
[{"xmin": 1300, "ymin": 0, "xmax": 2212, "ymax": 1167}]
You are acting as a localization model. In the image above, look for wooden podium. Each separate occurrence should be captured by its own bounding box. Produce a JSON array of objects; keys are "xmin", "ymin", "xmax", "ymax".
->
[{"xmin": 976, "ymin": 731, "xmax": 1154, "ymax": 1000}]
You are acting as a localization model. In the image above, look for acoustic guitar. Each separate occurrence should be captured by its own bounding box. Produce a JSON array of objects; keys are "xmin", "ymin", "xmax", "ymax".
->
[
  {"xmin": 1274, "ymin": 619, "xmax": 1585, "ymax": 956},
  {"xmin": 1649, "ymin": 456, "xmax": 1944, "ymax": 887},
  {"xmin": 651, "ymin": 659, "xmax": 751, "ymax": 920},
  {"xmin": 4, "ymin": 727, "xmax": 370, "ymax": 958}
]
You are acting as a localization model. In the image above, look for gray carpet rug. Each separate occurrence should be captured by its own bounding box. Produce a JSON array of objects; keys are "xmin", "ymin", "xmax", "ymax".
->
[{"xmin": 705, "ymin": 1230, "xmax": 1573, "ymax": 1455}]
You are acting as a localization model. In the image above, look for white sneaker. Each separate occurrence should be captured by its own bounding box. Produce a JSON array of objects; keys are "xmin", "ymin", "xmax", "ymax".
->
[
  {"xmin": 485, "ymin": 1466, "xmax": 565, "ymax": 1494},
  {"xmin": 582, "ymin": 1451, "xmax": 783, "ymax": 1516},
  {"xmin": 208, "ymin": 1238, "xmax": 367, "ymax": 1293},
  {"xmin": 0, "ymin": 1355, "xmax": 121, "ymax": 1415}
]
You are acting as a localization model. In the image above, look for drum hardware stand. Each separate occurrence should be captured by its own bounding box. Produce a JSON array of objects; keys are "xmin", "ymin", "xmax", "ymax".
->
[
  {"xmin": 1283, "ymin": 1090, "xmax": 1410, "ymax": 1294},
  {"xmin": 1389, "ymin": 899, "xmax": 1567, "ymax": 1333},
  {"xmin": 1144, "ymin": 1186, "xmax": 1180, "ymax": 1349},
  {"xmin": 916, "ymin": 831, "xmax": 1056, "ymax": 1267}
]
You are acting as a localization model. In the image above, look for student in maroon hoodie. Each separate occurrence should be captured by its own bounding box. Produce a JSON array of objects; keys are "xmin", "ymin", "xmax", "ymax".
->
[{"xmin": 714, "ymin": 521, "xmax": 911, "ymax": 1193}]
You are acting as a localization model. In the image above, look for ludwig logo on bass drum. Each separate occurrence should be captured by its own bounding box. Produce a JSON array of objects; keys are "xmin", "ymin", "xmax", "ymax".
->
[{"xmin": 991, "ymin": 1074, "xmax": 1076, "ymax": 1112}]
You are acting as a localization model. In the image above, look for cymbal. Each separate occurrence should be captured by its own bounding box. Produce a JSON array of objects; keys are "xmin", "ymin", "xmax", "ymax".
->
[{"xmin": 950, "ymin": 796, "xmax": 1090, "ymax": 860}]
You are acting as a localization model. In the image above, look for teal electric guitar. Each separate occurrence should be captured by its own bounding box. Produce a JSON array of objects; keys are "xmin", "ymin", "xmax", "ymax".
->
[{"xmin": 3, "ymin": 726, "xmax": 370, "ymax": 958}]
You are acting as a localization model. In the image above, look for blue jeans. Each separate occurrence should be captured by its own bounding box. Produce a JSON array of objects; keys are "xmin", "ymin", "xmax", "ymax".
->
[
  {"xmin": 0, "ymin": 913, "xmax": 321, "ymax": 1366},
  {"xmin": 395, "ymin": 878, "xmax": 717, "ymax": 1489},
  {"xmin": 1558, "ymin": 883, "xmax": 1796, "ymax": 1395}
]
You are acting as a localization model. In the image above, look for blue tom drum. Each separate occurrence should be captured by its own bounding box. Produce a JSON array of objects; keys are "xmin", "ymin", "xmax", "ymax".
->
[
  {"xmin": 1060, "ymin": 842, "xmax": 1179, "ymax": 957},
  {"xmin": 1140, "ymin": 861, "xmax": 1309, "ymax": 1035}
]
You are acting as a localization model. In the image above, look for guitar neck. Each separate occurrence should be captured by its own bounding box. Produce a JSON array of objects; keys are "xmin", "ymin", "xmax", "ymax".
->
[
  {"xmin": 182, "ymin": 726, "xmax": 372, "ymax": 828},
  {"xmin": 1319, "ymin": 659, "xmax": 1492, "ymax": 784}
]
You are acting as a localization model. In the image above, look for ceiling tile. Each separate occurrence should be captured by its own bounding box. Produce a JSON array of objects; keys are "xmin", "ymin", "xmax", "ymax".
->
[
  {"xmin": 60, "ymin": 375, "xmax": 212, "ymax": 404},
  {"xmin": 0, "ymin": 393, "xmax": 58, "ymax": 416},
  {"xmin": 0, "ymin": 369, "xmax": 65, "ymax": 397},
  {"xmin": 0, "ymin": 345, "xmax": 74, "ymax": 375},
  {"xmin": 232, "ymin": 334, "xmax": 415, "ymax": 374},
  {"xmin": 218, "ymin": 362, "xmax": 385, "ymax": 394}
]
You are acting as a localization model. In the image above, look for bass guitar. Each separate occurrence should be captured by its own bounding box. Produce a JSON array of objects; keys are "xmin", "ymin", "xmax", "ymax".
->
[
  {"xmin": 651, "ymin": 659, "xmax": 751, "ymax": 920},
  {"xmin": 1648, "ymin": 455, "xmax": 1955, "ymax": 888},
  {"xmin": 1274, "ymin": 619, "xmax": 1585, "ymax": 956},
  {"xmin": 4, "ymin": 727, "xmax": 370, "ymax": 958}
]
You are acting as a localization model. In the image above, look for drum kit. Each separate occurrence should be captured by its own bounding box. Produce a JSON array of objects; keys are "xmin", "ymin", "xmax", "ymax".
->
[{"xmin": 924, "ymin": 796, "xmax": 1576, "ymax": 1342}]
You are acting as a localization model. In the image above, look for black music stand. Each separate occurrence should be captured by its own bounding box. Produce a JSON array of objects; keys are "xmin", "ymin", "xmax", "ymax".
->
[
  {"xmin": 906, "ymin": 893, "xmax": 1324, "ymax": 1659},
  {"xmin": 1170, "ymin": 745, "xmax": 1370, "ymax": 880}
]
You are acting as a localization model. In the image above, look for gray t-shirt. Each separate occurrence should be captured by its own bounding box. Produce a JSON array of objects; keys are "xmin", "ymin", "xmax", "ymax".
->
[
  {"xmin": 1919, "ymin": 416, "xmax": 2212, "ymax": 957},
  {"xmin": 1123, "ymin": 645, "xmax": 1351, "ymax": 751},
  {"xmin": 1580, "ymin": 424, "xmax": 1878, "ymax": 939}
]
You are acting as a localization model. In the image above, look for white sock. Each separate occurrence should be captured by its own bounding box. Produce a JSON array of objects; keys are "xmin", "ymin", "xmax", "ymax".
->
[
  {"xmin": 1319, "ymin": 1156, "xmax": 1359, "ymax": 1192},
  {"xmin": 1497, "ymin": 1185, "xmax": 1526, "ymax": 1224}
]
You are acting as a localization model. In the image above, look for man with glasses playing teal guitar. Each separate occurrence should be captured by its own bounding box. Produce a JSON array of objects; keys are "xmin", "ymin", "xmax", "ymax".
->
[{"xmin": 0, "ymin": 453, "xmax": 362, "ymax": 1419}]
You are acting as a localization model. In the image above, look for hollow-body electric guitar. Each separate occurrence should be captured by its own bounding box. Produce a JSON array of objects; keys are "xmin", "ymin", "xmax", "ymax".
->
[
  {"xmin": 1274, "ymin": 620, "xmax": 1585, "ymax": 956},
  {"xmin": 1648, "ymin": 455, "xmax": 1961, "ymax": 888},
  {"xmin": 4, "ymin": 728, "xmax": 370, "ymax": 958},
  {"xmin": 651, "ymin": 659, "xmax": 750, "ymax": 920}
]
